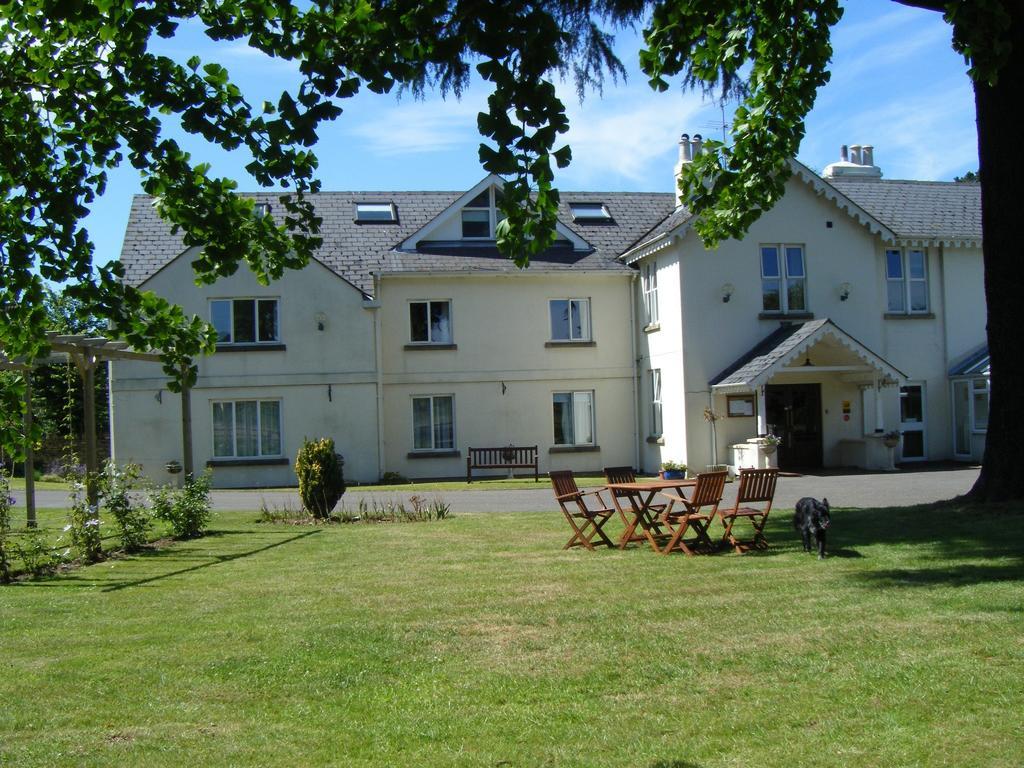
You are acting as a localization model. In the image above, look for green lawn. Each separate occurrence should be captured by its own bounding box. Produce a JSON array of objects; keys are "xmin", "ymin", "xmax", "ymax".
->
[{"xmin": 2, "ymin": 502, "xmax": 1022, "ymax": 767}]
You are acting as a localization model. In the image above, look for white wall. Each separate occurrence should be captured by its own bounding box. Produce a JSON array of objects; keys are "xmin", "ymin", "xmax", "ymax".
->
[
  {"xmin": 377, "ymin": 271, "xmax": 636, "ymax": 478},
  {"xmin": 110, "ymin": 252, "xmax": 381, "ymax": 487}
]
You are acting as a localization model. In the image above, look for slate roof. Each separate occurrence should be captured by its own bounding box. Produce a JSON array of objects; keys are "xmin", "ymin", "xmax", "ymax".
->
[
  {"xmin": 828, "ymin": 178, "xmax": 981, "ymax": 243},
  {"xmin": 710, "ymin": 318, "xmax": 905, "ymax": 389},
  {"xmin": 119, "ymin": 189, "xmax": 677, "ymax": 295},
  {"xmin": 711, "ymin": 319, "xmax": 830, "ymax": 387}
]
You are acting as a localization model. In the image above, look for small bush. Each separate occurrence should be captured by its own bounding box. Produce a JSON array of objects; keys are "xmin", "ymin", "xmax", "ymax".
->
[
  {"xmin": 100, "ymin": 461, "xmax": 151, "ymax": 551},
  {"xmin": 14, "ymin": 529, "xmax": 64, "ymax": 578},
  {"xmin": 295, "ymin": 437, "xmax": 346, "ymax": 519},
  {"xmin": 0, "ymin": 473, "xmax": 12, "ymax": 583},
  {"xmin": 152, "ymin": 471, "xmax": 213, "ymax": 539},
  {"xmin": 379, "ymin": 471, "xmax": 408, "ymax": 484}
]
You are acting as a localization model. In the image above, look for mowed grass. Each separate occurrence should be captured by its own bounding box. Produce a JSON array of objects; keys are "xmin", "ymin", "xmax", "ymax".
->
[{"xmin": 2, "ymin": 502, "xmax": 1022, "ymax": 767}]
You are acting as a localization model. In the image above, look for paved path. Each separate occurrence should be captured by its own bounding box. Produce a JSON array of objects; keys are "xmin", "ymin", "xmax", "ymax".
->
[{"xmin": 17, "ymin": 465, "xmax": 980, "ymax": 513}]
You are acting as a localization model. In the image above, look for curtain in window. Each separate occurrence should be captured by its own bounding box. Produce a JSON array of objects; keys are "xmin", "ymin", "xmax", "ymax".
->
[
  {"xmin": 553, "ymin": 393, "xmax": 573, "ymax": 444},
  {"xmin": 260, "ymin": 401, "xmax": 281, "ymax": 455},
  {"xmin": 413, "ymin": 398, "xmax": 432, "ymax": 449},
  {"xmin": 213, "ymin": 402, "xmax": 234, "ymax": 456},
  {"xmin": 574, "ymin": 392, "xmax": 594, "ymax": 445},
  {"xmin": 429, "ymin": 302, "xmax": 451, "ymax": 343},
  {"xmin": 433, "ymin": 396, "xmax": 454, "ymax": 449},
  {"xmin": 258, "ymin": 300, "xmax": 278, "ymax": 342},
  {"xmin": 235, "ymin": 401, "xmax": 259, "ymax": 456},
  {"xmin": 570, "ymin": 299, "xmax": 589, "ymax": 340}
]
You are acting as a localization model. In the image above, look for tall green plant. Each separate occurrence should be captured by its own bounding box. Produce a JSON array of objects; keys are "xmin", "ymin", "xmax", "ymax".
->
[
  {"xmin": 100, "ymin": 460, "xmax": 150, "ymax": 551},
  {"xmin": 152, "ymin": 471, "xmax": 213, "ymax": 539},
  {"xmin": 0, "ymin": 472, "xmax": 12, "ymax": 583},
  {"xmin": 295, "ymin": 438, "xmax": 345, "ymax": 519}
]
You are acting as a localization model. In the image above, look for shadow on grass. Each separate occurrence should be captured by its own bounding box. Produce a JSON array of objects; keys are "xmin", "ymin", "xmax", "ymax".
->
[
  {"xmin": 650, "ymin": 761, "xmax": 703, "ymax": 768},
  {"xmin": 9, "ymin": 528, "xmax": 322, "ymax": 592},
  {"xmin": 860, "ymin": 563, "xmax": 1024, "ymax": 588}
]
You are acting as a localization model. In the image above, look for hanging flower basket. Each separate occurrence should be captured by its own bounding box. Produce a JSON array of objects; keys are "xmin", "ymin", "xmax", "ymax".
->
[
  {"xmin": 882, "ymin": 430, "xmax": 901, "ymax": 448},
  {"xmin": 165, "ymin": 460, "xmax": 182, "ymax": 475}
]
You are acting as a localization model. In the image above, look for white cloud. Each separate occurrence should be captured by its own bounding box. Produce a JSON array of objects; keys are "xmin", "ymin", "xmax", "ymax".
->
[{"xmin": 346, "ymin": 96, "xmax": 486, "ymax": 156}]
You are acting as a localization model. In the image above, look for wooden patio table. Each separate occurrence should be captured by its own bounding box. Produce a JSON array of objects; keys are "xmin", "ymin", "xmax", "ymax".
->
[{"xmin": 604, "ymin": 478, "xmax": 697, "ymax": 552}]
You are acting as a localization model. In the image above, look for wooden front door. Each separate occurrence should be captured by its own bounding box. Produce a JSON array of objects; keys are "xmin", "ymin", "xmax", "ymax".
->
[{"xmin": 765, "ymin": 384, "xmax": 823, "ymax": 470}]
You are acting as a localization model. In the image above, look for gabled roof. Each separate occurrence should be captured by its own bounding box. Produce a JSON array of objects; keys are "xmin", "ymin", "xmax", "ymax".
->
[
  {"xmin": 949, "ymin": 345, "xmax": 989, "ymax": 377},
  {"xmin": 120, "ymin": 189, "xmax": 676, "ymax": 295},
  {"xmin": 710, "ymin": 318, "xmax": 906, "ymax": 392},
  {"xmin": 827, "ymin": 178, "xmax": 981, "ymax": 247}
]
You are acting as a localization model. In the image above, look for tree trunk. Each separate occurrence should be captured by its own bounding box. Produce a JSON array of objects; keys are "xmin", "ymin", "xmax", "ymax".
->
[{"xmin": 968, "ymin": 1, "xmax": 1024, "ymax": 501}]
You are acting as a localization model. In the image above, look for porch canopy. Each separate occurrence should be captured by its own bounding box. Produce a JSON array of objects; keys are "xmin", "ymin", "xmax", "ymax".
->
[{"xmin": 710, "ymin": 318, "xmax": 906, "ymax": 435}]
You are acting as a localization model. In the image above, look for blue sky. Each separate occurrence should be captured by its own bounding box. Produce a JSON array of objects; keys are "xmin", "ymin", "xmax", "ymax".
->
[{"xmin": 86, "ymin": 0, "xmax": 977, "ymax": 268}]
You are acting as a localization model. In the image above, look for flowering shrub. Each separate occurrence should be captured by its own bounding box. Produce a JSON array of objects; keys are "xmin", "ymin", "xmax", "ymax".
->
[
  {"xmin": 67, "ymin": 473, "xmax": 104, "ymax": 563},
  {"xmin": 152, "ymin": 471, "xmax": 213, "ymax": 539},
  {"xmin": 100, "ymin": 460, "xmax": 150, "ymax": 551},
  {"xmin": 295, "ymin": 437, "xmax": 345, "ymax": 519},
  {"xmin": 14, "ymin": 528, "xmax": 64, "ymax": 578}
]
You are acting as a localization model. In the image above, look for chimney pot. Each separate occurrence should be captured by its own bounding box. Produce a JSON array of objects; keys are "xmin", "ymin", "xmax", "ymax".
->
[
  {"xmin": 849, "ymin": 144, "xmax": 862, "ymax": 165},
  {"xmin": 679, "ymin": 133, "xmax": 692, "ymax": 163},
  {"xmin": 691, "ymin": 133, "xmax": 703, "ymax": 157},
  {"xmin": 840, "ymin": 144, "xmax": 849, "ymax": 162},
  {"xmin": 862, "ymin": 145, "xmax": 874, "ymax": 167}
]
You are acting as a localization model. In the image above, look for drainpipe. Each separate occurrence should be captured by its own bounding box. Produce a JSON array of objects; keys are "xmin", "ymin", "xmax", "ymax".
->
[
  {"xmin": 372, "ymin": 273, "xmax": 385, "ymax": 480},
  {"xmin": 629, "ymin": 272, "xmax": 641, "ymax": 472}
]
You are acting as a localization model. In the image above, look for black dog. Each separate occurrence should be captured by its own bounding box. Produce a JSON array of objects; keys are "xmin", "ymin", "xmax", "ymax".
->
[{"xmin": 793, "ymin": 497, "xmax": 831, "ymax": 559}]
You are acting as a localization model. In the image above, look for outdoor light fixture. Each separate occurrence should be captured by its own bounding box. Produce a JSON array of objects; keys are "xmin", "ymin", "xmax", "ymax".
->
[
  {"xmin": 721, "ymin": 283, "xmax": 735, "ymax": 303},
  {"xmin": 839, "ymin": 282, "xmax": 851, "ymax": 301}
]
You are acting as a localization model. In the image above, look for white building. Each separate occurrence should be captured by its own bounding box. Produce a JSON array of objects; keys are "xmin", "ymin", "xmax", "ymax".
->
[{"xmin": 110, "ymin": 138, "xmax": 987, "ymax": 487}]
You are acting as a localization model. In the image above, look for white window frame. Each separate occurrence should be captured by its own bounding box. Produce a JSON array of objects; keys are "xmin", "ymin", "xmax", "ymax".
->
[
  {"xmin": 408, "ymin": 300, "xmax": 453, "ymax": 344},
  {"xmin": 760, "ymin": 244, "xmax": 807, "ymax": 314},
  {"xmin": 211, "ymin": 398, "xmax": 283, "ymax": 459},
  {"xmin": 552, "ymin": 390, "xmax": 596, "ymax": 447},
  {"xmin": 411, "ymin": 394, "xmax": 456, "ymax": 452},
  {"xmin": 642, "ymin": 261, "xmax": 659, "ymax": 326},
  {"xmin": 886, "ymin": 248, "xmax": 929, "ymax": 314},
  {"xmin": 210, "ymin": 298, "xmax": 280, "ymax": 345},
  {"xmin": 569, "ymin": 202, "xmax": 612, "ymax": 222},
  {"xmin": 461, "ymin": 187, "xmax": 503, "ymax": 239},
  {"xmin": 354, "ymin": 201, "xmax": 397, "ymax": 223},
  {"xmin": 649, "ymin": 369, "xmax": 663, "ymax": 437},
  {"xmin": 971, "ymin": 377, "xmax": 990, "ymax": 432},
  {"xmin": 549, "ymin": 298, "xmax": 592, "ymax": 342}
]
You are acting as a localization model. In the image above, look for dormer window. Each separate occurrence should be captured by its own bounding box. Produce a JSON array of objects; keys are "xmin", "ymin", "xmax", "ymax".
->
[
  {"xmin": 569, "ymin": 202, "xmax": 612, "ymax": 222},
  {"xmin": 355, "ymin": 202, "xmax": 397, "ymax": 223},
  {"xmin": 461, "ymin": 187, "xmax": 504, "ymax": 239}
]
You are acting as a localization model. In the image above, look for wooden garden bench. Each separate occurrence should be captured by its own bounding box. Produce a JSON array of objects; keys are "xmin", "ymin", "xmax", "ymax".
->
[{"xmin": 466, "ymin": 445, "xmax": 538, "ymax": 483}]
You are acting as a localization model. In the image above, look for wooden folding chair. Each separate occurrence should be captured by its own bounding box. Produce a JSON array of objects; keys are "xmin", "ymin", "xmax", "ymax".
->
[
  {"xmin": 718, "ymin": 468, "xmax": 779, "ymax": 552},
  {"xmin": 602, "ymin": 465, "xmax": 668, "ymax": 531},
  {"xmin": 550, "ymin": 470, "xmax": 616, "ymax": 550},
  {"xmin": 656, "ymin": 470, "xmax": 727, "ymax": 555}
]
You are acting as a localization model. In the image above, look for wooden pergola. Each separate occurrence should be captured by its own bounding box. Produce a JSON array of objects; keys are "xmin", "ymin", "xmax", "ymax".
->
[{"xmin": 1, "ymin": 333, "xmax": 193, "ymax": 527}]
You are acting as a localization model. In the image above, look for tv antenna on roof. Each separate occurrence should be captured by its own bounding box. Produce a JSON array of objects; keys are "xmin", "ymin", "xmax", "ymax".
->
[{"xmin": 702, "ymin": 102, "xmax": 733, "ymax": 144}]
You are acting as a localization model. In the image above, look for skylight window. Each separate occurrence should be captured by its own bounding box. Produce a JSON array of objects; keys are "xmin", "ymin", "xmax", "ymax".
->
[
  {"xmin": 569, "ymin": 202, "xmax": 612, "ymax": 222},
  {"xmin": 355, "ymin": 202, "xmax": 397, "ymax": 223}
]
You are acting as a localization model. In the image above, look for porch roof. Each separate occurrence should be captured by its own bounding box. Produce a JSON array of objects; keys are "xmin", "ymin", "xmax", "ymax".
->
[
  {"xmin": 949, "ymin": 345, "xmax": 989, "ymax": 377},
  {"xmin": 710, "ymin": 318, "xmax": 906, "ymax": 393}
]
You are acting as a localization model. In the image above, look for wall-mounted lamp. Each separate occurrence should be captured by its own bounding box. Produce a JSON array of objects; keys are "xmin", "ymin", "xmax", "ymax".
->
[
  {"xmin": 838, "ymin": 282, "xmax": 851, "ymax": 302},
  {"xmin": 721, "ymin": 283, "xmax": 735, "ymax": 303},
  {"xmin": 315, "ymin": 312, "xmax": 327, "ymax": 332}
]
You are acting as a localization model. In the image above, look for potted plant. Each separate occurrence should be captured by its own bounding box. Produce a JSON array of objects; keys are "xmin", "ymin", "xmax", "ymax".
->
[
  {"xmin": 882, "ymin": 429, "xmax": 901, "ymax": 448},
  {"xmin": 760, "ymin": 434, "xmax": 781, "ymax": 455},
  {"xmin": 660, "ymin": 460, "xmax": 687, "ymax": 480}
]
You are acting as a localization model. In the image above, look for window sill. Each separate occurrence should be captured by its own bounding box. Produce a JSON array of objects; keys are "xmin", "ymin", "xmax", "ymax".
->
[
  {"xmin": 404, "ymin": 343, "xmax": 457, "ymax": 350},
  {"xmin": 545, "ymin": 341, "xmax": 596, "ymax": 348},
  {"xmin": 643, "ymin": 323, "xmax": 661, "ymax": 334},
  {"xmin": 215, "ymin": 343, "xmax": 286, "ymax": 353},
  {"xmin": 207, "ymin": 457, "xmax": 289, "ymax": 467},
  {"xmin": 758, "ymin": 312, "xmax": 814, "ymax": 321},
  {"xmin": 646, "ymin": 436, "xmax": 665, "ymax": 445},
  {"xmin": 884, "ymin": 312, "xmax": 935, "ymax": 320},
  {"xmin": 407, "ymin": 450, "xmax": 461, "ymax": 459},
  {"xmin": 549, "ymin": 445, "xmax": 600, "ymax": 454}
]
